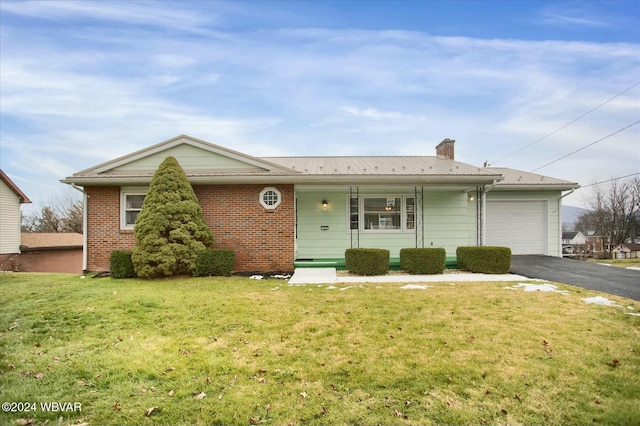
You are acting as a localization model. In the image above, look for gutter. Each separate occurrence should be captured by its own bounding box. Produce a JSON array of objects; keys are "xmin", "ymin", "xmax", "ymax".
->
[
  {"xmin": 70, "ymin": 184, "xmax": 88, "ymax": 273},
  {"xmin": 479, "ymin": 180, "xmax": 498, "ymax": 246},
  {"xmin": 557, "ymin": 188, "xmax": 578, "ymax": 256},
  {"xmin": 61, "ymin": 173, "xmax": 506, "ymax": 187}
]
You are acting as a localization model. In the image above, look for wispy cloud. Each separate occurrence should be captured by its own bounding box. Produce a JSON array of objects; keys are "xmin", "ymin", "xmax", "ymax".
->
[
  {"xmin": 0, "ymin": 0, "xmax": 212, "ymax": 30},
  {"xmin": 541, "ymin": 12, "xmax": 609, "ymax": 28}
]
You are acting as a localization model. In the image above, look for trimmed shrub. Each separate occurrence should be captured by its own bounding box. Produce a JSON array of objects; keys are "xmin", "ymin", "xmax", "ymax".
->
[
  {"xmin": 132, "ymin": 156, "xmax": 214, "ymax": 279},
  {"xmin": 193, "ymin": 249, "xmax": 235, "ymax": 277},
  {"xmin": 400, "ymin": 248, "xmax": 446, "ymax": 274},
  {"xmin": 456, "ymin": 246, "xmax": 512, "ymax": 274},
  {"xmin": 345, "ymin": 248, "xmax": 390, "ymax": 276},
  {"xmin": 110, "ymin": 250, "xmax": 136, "ymax": 278}
]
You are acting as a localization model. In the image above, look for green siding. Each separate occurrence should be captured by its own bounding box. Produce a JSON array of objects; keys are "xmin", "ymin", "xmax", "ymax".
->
[
  {"xmin": 114, "ymin": 144, "xmax": 265, "ymax": 172},
  {"xmin": 296, "ymin": 191, "xmax": 350, "ymax": 258},
  {"xmin": 295, "ymin": 188, "xmax": 472, "ymax": 259}
]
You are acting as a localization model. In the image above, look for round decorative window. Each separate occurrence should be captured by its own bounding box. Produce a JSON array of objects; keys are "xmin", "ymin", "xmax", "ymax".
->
[{"xmin": 259, "ymin": 187, "xmax": 281, "ymax": 209}]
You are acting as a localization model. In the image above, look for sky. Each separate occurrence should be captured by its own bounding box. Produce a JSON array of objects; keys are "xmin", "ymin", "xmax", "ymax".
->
[{"xmin": 1, "ymin": 0, "xmax": 639, "ymax": 212}]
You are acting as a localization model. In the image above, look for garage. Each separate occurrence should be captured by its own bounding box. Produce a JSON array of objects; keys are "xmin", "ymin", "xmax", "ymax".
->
[{"xmin": 485, "ymin": 200, "xmax": 547, "ymax": 255}]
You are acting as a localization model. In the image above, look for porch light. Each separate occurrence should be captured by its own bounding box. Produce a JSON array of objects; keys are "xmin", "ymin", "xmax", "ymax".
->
[
  {"xmin": 385, "ymin": 205, "xmax": 393, "ymax": 211},
  {"xmin": 469, "ymin": 195, "xmax": 475, "ymax": 201},
  {"xmin": 322, "ymin": 199, "xmax": 328, "ymax": 209}
]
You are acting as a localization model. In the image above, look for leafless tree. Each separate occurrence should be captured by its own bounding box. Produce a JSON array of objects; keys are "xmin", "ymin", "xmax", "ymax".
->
[
  {"xmin": 21, "ymin": 192, "xmax": 83, "ymax": 234},
  {"xmin": 576, "ymin": 177, "xmax": 640, "ymax": 258}
]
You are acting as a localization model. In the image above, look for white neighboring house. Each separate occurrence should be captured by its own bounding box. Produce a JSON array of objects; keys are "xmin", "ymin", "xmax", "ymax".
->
[
  {"xmin": 562, "ymin": 231, "xmax": 587, "ymax": 256},
  {"xmin": 0, "ymin": 170, "xmax": 32, "ymax": 255}
]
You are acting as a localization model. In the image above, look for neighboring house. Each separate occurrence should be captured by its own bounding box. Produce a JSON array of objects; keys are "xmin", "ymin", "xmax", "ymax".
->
[
  {"xmin": 562, "ymin": 231, "xmax": 587, "ymax": 257},
  {"xmin": 612, "ymin": 243, "xmax": 640, "ymax": 259},
  {"xmin": 584, "ymin": 231, "xmax": 607, "ymax": 257},
  {"xmin": 0, "ymin": 170, "xmax": 31, "ymax": 268},
  {"xmin": 61, "ymin": 135, "xmax": 579, "ymax": 273},
  {"xmin": 6, "ymin": 233, "xmax": 84, "ymax": 274}
]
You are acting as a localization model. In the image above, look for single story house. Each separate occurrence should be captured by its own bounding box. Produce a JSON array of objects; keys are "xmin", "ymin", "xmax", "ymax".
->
[
  {"xmin": 612, "ymin": 243, "xmax": 640, "ymax": 259},
  {"xmin": 0, "ymin": 169, "xmax": 31, "ymax": 270},
  {"xmin": 15, "ymin": 233, "xmax": 84, "ymax": 274},
  {"xmin": 62, "ymin": 135, "xmax": 579, "ymax": 273}
]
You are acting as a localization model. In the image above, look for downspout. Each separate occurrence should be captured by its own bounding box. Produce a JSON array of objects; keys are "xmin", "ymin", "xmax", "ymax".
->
[
  {"xmin": 71, "ymin": 184, "xmax": 88, "ymax": 273},
  {"xmin": 479, "ymin": 180, "xmax": 498, "ymax": 246},
  {"xmin": 557, "ymin": 189, "xmax": 577, "ymax": 257}
]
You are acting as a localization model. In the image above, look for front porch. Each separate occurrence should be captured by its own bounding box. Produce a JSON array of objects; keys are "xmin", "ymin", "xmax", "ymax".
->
[{"xmin": 294, "ymin": 256, "xmax": 459, "ymax": 270}]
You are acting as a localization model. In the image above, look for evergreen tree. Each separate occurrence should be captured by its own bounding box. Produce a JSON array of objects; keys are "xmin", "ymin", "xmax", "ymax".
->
[{"xmin": 132, "ymin": 156, "xmax": 214, "ymax": 278}]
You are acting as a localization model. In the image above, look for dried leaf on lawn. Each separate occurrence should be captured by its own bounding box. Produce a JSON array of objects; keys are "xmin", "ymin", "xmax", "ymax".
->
[
  {"xmin": 145, "ymin": 406, "xmax": 157, "ymax": 417},
  {"xmin": 196, "ymin": 392, "xmax": 206, "ymax": 400}
]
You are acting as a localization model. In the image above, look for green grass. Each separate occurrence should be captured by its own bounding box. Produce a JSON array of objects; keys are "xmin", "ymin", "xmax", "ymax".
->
[
  {"xmin": 588, "ymin": 258, "xmax": 640, "ymax": 269},
  {"xmin": 1, "ymin": 273, "xmax": 639, "ymax": 425}
]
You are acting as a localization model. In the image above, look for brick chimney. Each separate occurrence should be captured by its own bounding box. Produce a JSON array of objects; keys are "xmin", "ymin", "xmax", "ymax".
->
[{"xmin": 435, "ymin": 138, "xmax": 455, "ymax": 160}]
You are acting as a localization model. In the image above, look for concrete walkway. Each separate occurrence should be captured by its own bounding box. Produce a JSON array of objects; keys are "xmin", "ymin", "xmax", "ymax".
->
[{"xmin": 288, "ymin": 267, "xmax": 533, "ymax": 285}]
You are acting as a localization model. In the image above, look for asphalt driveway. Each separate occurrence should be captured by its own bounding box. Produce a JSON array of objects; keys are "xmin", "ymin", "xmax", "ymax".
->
[{"xmin": 510, "ymin": 255, "xmax": 639, "ymax": 301}]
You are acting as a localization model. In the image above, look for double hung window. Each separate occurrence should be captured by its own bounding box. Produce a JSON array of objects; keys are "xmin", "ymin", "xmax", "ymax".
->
[{"xmin": 121, "ymin": 189, "xmax": 147, "ymax": 229}]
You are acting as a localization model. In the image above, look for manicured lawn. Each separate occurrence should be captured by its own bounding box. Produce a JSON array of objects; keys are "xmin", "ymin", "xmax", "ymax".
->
[
  {"xmin": 588, "ymin": 258, "xmax": 640, "ymax": 269},
  {"xmin": 1, "ymin": 273, "xmax": 639, "ymax": 425}
]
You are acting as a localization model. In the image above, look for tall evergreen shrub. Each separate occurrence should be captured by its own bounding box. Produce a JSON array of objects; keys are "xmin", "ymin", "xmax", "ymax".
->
[{"xmin": 132, "ymin": 156, "xmax": 214, "ymax": 278}]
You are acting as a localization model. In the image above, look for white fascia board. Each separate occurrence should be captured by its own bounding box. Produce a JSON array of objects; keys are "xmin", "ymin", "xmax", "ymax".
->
[
  {"xmin": 61, "ymin": 173, "xmax": 504, "ymax": 187},
  {"xmin": 492, "ymin": 183, "xmax": 580, "ymax": 191}
]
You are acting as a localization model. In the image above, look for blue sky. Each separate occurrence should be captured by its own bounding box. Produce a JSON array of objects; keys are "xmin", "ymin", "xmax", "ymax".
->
[{"xmin": 1, "ymin": 0, "xmax": 639, "ymax": 210}]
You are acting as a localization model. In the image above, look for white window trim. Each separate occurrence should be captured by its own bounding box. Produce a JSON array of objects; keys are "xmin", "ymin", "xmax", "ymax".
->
[
  {"xmin": 260, "ymin": 187, "xmax": 282, "ymax": 209},
  {"xmin": 346, "ymin": 195, "xmax": 416, "ymax": 233},
  {"xmin": 120, "ymin": 187, "xmax": 148, "ymax": 230}
]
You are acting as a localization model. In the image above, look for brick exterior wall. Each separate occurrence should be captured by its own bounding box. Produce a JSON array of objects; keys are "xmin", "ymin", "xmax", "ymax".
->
[
  {"xmin": 86, "ymin": 186, "xmax": 136, "ymax": 271},
  {"xmin": 85, "ymin": 184, "xmax": 295, "ymax": 273}
]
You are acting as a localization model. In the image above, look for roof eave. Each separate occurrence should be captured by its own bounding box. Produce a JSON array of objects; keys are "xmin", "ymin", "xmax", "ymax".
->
[
  {"xmin": 492, "ymin": 183, "xmax": 580, "ymax": 191},
  {"xmin": 20, "ymin": 245, "xmax": 84, "ymax": 252},
  {"xmin": 62, "ymin": 173, "xmax": 504, "ymax": 187},
  {"xmin": 0, "ymin": 170, "xmax": 32, "ymax": 203}
]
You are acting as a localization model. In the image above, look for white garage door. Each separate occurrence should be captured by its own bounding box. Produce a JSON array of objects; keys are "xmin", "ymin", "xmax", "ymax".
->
[{"xmin": 486, "ymin": 201, "xmax": 547, "ymax": 255}]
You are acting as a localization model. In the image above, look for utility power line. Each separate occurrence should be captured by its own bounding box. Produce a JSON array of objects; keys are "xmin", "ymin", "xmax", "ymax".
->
[
  {"xmin": 578, "ymin": 172, "xmax": 640, "ymax": 189},
  {"xmin": 490, "ymin": 81, "xmax": 640, "ymax": 166},
  {"xmin": 530, "ymin": 120, "xmax": 640, "ymax": 172}
]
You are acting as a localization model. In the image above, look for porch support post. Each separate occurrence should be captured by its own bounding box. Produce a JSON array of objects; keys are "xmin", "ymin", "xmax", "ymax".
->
[
  {"xmin": 349, "ymin": 186, "xmax": 359, "ymax": 249},
  {"xmin": 476, "ymin": 186, "xmax": 485, "ymax": 246},
  {"xmin": 415, "ymin": 186, "xmax": 424, "ymax": 248}
]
